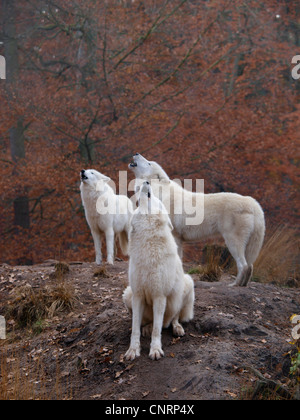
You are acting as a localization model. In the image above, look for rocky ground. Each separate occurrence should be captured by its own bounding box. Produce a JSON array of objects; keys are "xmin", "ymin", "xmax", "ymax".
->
[{"xmin": 0, "ymin": 260, "xmax": 299, "ymax": 400}]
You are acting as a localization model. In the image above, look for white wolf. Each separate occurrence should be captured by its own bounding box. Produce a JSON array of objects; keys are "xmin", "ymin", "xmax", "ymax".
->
[
  {"xmin": 80, "ymin": 169, "xmax": 133, "ymax": 265},
  {"xmin": 123, "ymin": 181, "xmax": 194, "ymax": 361},
  {"xmin": 129, "ymin": 154, "xmax": 265, "ymax": 287}
]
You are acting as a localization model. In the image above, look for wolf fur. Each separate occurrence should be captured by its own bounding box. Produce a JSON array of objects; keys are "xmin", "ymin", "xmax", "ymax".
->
[
  {"xmin": 123, "ymin": 182, "xmax": 194, "ymax": 361},
  {"xmin": 129, "ymin": 154, "xmax": 265, "ymax": 287},
  {"xmin": 80, "ymin": 169, "xmax": 133, "ymax": 265}
]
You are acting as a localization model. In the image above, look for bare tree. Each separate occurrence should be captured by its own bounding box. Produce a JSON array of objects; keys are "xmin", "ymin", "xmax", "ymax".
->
[{"xmin": 3, "ymin": 0, "xmax": 30, "ymax": 231}]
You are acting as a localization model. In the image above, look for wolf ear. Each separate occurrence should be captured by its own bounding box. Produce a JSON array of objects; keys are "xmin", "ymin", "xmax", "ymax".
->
[
  {"xmin": 96, "ymin": 176, "xmax": 111, "ymax": 192},
  {"xmin": 101, "ymin": 175, "xmax": 111, "ymax": 183}
]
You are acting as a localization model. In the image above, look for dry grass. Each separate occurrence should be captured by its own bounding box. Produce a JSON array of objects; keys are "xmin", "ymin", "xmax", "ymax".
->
[
  {"xmin": 0, "ymin": 350, "xmax": 71, "ymax": 400},
  {"xmin": 254, "ymin": 225, "xmax": 299, "ymax": 287},
  {"xmin": 5, "ymin": 281, "xmax": 78, "ymax": 331},
  {"xmin": 1, "ymin": 277, "xmax": 76, "ymax": 400},
  {"xmin": 188, "ymin": 227, "xmax": 299, "ymax": 287},
  {"xmin": 188, "ymin": 245, "xmax": 230, "ymax": 281},
  {"xmin": 49, "ymin": 262, "xmax": 70, "ymax": 280},
  {"xmin": 93, "ymin": 265, "xmax": 111, "ymax": 278},
  {"xmin": 0, "ymin": 351, "xmax": 43, "ymax": 400}
]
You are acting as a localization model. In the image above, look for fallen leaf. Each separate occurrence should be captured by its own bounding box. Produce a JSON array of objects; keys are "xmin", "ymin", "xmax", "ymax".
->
[
  {"xmin": 115, "ymin": 370, "xmax": 124, "ymax": 379},
  {"xmin": 125, "ymin": 363, "xmax": 134, "ymax": 372},
  {"xmin": 91, "ymin": 394, "xmax": 102, "ymax": 399},
  {"xmin": 142, "ymin": 391, "xmax": 150, "ymax": 398},
  {"xmin": 224, "ymin": 389, "xmax": 237, "ymax": 398}
]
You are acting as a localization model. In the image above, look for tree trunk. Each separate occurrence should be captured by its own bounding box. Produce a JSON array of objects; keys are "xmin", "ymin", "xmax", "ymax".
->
[{"xmin": 3, "ymin": 0, "xmax": 30, "ymax": 231}]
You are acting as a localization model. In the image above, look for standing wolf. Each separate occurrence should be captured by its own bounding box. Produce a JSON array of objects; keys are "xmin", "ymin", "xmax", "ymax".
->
[
  {"xmin": 129, "ymin": 154, "xmax": 265, "ymax": 287},
  {"xmin": 80, "ymin": 169, "xmax": 133, "ymax": 265},
  {"xmin": 123, "ymin": 182, "xmax": 194, "ymax": 361}
]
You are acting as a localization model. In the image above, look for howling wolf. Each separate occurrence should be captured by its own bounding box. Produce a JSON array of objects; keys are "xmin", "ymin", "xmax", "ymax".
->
[
  {"xmin": 80, "ymin": 169, "xmax": 133, "ymax": 265},
  {"xmin": 129, "ymin": 154, "xmax": 265, "ymax": 287},
  {"xmin": 123, "ymin": 182, "xmax": 194, "ymax": 361}
]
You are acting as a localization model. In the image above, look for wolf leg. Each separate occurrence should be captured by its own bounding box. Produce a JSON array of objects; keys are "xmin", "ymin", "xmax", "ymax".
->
[
  {"xmin": 224, "ymin": 233, "xmax": 249, "ymax": 287},
  {"xmin": 105, "ymin": 228, "xmax": 115, "ymax": 264},
  {"xmin": 92, "ymin": 230, "xmax": 102, "ymax": 265},
  {"xmin": 125, "ymin": 295, "xmax": 144, "ymax": 361},
  {"xmin": 149, "ymin": 297, "xmax": 166, "ymax": 360}
]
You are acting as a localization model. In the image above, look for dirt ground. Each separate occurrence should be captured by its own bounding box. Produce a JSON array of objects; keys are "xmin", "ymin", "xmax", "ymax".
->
[{"xmin": 0, "ymin": 260, "xmax": 299, "ymax": 400}]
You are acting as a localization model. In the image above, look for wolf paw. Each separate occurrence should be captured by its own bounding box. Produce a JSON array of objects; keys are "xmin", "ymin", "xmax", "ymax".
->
[
  {"xmin": 149, "ymin": 347, "xmax": 164, "ymax": 361},
  {"xmin": 228, "ymin": 280, "xmax": 239, "ymax": 287},
  {"xmin": 173, "ymin": 324, "xmax": 185, "ymax": 337},
  {"xmin": 125, "ymin": 346, "xmax": 140, "ymax": 361}
]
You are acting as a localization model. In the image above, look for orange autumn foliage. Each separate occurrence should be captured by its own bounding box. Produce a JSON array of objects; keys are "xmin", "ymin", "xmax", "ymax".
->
[{"xmin": 0, "ymin": 0, "xmax": 299, "ymax": 264}]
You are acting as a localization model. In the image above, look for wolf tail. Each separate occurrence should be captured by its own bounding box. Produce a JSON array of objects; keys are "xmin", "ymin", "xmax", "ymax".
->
[
  {"xmin": 245, "ymin": 201, "xmax": 266, "ymax": 267},
  {"xmin": 122, "ymin": 286, "xmax": 133, "ymax": 313},
  {"xmin": 179, "ymin": 274, "xmax": 195, "ymax": 323}
]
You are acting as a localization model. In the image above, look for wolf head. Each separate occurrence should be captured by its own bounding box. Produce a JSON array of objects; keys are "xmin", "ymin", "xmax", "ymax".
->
[
  {"xmin": 80, "ymin": 169, "xmax": 111, "ymax": 190},
  {"xmin": 137, "ymin": 181, "xmax": 173, "ymax": 230},
  {"xmin": 129, "ymin": 153, "xmax": 170, "ymax": 182}
]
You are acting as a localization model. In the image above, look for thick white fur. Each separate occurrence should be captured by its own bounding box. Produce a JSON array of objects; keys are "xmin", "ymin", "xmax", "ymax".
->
[
  {"xmin": 129, "ymin": 154, "xmax": 265, "ymax": 287},
  {"xmin": 80, "ymin": 169, "xmax": 133, "ymax": 265},
  {"xmin": 123, "ymin": 182, "xmax": 194, "ymax": 361}
]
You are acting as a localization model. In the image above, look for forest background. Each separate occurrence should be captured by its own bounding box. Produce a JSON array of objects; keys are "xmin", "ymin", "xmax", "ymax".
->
[{"xmin": 0, "ymin": 0, "xmax": 299, "ymax": 265}]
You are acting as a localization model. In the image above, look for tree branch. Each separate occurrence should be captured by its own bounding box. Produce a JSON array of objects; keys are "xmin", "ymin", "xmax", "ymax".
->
[
  {"xmin": 111, "ymin": 0, "xmax": 187, "ymax": 72},
  {"xmin": 135, "ymin": 12, "xmax": 220, "ymax": 106},
  {"xmin": 141, "ymin": 113, "xmax": 184, "ymax": 153}
]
